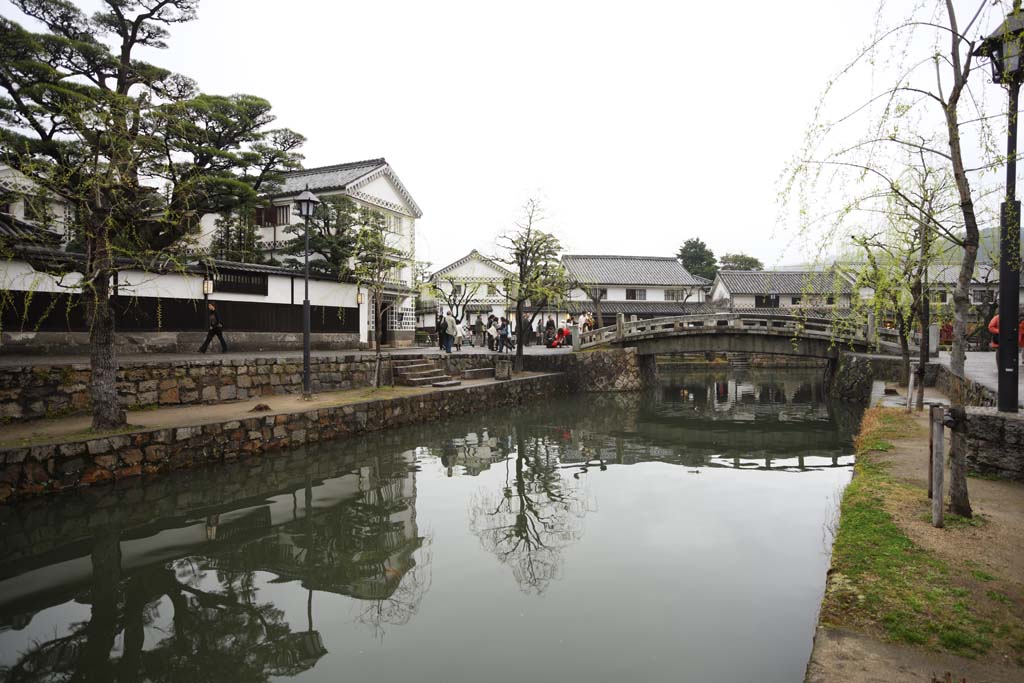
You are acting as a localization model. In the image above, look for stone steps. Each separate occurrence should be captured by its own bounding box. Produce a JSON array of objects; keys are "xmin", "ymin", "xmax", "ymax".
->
[
  {"xmin": 394, "ymin": 358, "xmax": 456, "ymax": 386},
  {"xmin": 462, "ymin": 367, "xmax": 495, "ymax": 380},
  {"xmin": 432, "ymin": 379, "xmax": 462, "ymax": 388}
]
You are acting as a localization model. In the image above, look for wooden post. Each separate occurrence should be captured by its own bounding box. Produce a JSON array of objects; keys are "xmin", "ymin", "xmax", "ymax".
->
[
  {"xmin": 615, "ymin": 312, "xmax": 625, "ymax": 341},
  {"xmin": 867, "ymin": 310, "xmax": 877, "ymax": 348},
  {"xmin": 930, "ymin": 405, "xmax": 944, "ymax": 528},
  {"xmin": 928, "ymin": 404, "xmax": 934, "ymax": 499},
  {"xmin": 906, "ymin": 362, "xmax": 917, "ymax": 413}
]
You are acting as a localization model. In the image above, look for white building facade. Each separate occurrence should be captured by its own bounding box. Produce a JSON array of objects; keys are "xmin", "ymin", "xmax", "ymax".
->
[{"xmin": 417, "ymin": 250, "xmax": 514, "ymax": 329}]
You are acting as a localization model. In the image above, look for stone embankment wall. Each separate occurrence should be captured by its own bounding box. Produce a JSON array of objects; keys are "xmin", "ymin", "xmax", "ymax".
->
[
  {"xmin": 0, "ymin": 373, "xmax": 568, "ymax": 503},
  {"xmin": 935, "ymin": 364, "xmax": 997, "ymax": 407},
  {"xmin": 524, "ymin": 348, "xmax": 642, "ymax": 391},
  {"xmin": 963, "ymin": 408, "xmax": 1024, "ymax": 480},
  {"xmin": 0, "ymin": 353, "xmax": 494, "ymax": 424}
]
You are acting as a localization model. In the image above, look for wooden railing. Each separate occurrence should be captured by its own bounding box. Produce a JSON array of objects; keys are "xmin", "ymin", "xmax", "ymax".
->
[{"xmin": 575, "ymin": 312, "xmax": 873, "ymax": 351}]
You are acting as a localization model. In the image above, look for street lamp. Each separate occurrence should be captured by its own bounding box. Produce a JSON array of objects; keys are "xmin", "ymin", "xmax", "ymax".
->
[
  {"xmin": 294, "ymin": 186, "xmax": 321, "ymax": 399},
  {"xmin": 974, "ymin": 2, "xmax": 1024, "ymax": 412}
]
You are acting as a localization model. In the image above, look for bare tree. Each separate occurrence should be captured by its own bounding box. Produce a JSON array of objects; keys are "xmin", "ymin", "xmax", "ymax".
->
[{"xmin": 492, "ymin": 199, "xmax": 575, "ymax": 371}]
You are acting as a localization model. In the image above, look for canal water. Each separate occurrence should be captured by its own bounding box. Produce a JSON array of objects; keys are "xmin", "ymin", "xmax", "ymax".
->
[{"xmin": 0, "ymin": 369, "xmax": 857, "ymax": 683}]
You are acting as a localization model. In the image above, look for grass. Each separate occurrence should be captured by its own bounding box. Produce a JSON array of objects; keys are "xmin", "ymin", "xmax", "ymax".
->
[{"xmin": 821, "ymin": 406, "xmax": 1023, "ymax": 660}]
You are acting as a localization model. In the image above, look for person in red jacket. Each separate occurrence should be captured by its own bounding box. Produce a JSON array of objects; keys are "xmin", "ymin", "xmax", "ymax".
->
[{"xmin": 988, "ymin": 313, "xmax": 1024, "ymax": 360}]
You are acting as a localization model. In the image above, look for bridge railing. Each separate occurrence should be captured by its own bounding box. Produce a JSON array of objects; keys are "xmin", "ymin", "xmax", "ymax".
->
[{"xmin": 575, "ymin": 312, "xmax": 871, "ymax": 350}]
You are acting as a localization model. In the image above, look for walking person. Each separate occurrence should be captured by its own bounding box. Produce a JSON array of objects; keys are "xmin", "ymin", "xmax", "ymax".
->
[
  {"xmin": 443, "ymin": 309, "xmax": 458, "ymax": 353},
  {"xmin": 453, "ymin": 314, "xmax": 464, "ymax": 351},
  {"xmin": 487, "ymin": 315, "xmax": 499, "ymax": 351},
  {"xmin": 198, "ymin": 302, "xmax": 228, "ymax": 353}
]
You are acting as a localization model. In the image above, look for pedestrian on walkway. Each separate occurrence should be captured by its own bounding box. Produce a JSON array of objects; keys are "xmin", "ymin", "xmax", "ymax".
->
[
  {"xmin": 199, "ymin": 303, "xmax": 228, "ymax": 353},
  {"xmin": 436, "ymin": 313, "xmax": 446, "ymax": 351},
  {"xmin": 443, "ymin": 309, "xmax": 458, "ymax": 353},
  {"xmin": 987, "ymin": 312, "xmax": 1024, "ymax": 364},
  {"xmin": 474, "ymin": 314, "xmax": 485, "ymax": 348},
  {"xmin": 498, "ymin": 317, "xmax": 510, "ymax": 352}
]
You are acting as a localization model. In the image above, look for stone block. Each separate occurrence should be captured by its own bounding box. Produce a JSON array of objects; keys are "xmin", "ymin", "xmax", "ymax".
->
[
  {"xmin": 86, "ymin": 439, "xmax": 111, "ymax": 455},
  {"xmin": 159, "ymin": 387, "xmax": 180, "ymax": 404},
  {"xmin": 144, "ymin": 445, "xmax": 167, "ymax": 462}
]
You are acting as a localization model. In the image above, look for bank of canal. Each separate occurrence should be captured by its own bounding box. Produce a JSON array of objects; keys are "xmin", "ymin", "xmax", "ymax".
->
[{"xmin": 0, "ymin": 369, "xmax": 855, "ymax": 683}]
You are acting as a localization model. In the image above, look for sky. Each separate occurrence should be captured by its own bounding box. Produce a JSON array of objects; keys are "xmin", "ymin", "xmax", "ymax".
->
[{"xmin": 2, "ymin": 0, "xmax": 1016, "ymax": 271}]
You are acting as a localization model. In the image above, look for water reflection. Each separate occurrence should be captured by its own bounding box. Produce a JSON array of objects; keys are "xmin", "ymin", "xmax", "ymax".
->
[
  {"xmin": 468, "ymin": 434, "xmax": 590, "ymax": 595},
  {"xmin": 0, "ymin": 453, "xmax": 425, "ymax": 681},
  {"xmin": 0, "ymin": 369, "xmax": 857, "ymax": 683}
]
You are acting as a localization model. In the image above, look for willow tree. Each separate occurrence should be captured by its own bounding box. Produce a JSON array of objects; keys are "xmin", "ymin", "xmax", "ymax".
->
[
  {"xmin": 0, "ymin": 0, "xmax": 303, "ymax": 429},
  {"xmin": 781, "ymin": 1, "xmax": 1017, "ymax": 517}
]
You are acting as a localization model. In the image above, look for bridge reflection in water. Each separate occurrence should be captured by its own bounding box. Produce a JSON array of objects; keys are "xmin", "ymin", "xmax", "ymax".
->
[{"xmin": 0, "ymin": 368, "xmax": 857, "ymax": 683}]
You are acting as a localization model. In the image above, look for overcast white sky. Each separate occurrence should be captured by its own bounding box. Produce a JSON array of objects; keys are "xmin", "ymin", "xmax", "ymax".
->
[{"xmin": 3, "ymin": 1, "xmax": 1015, "ymax": 270}]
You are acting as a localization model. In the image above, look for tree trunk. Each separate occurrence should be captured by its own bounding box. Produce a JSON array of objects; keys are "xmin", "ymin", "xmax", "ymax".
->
[
  {"xmin": 89, "ymin": 266, "xmax": 125, "ymax": 431},
  {"xmin": 514, "ymin": 299, "xmax": 525, "ymax": 372},
  {"xmin": 374, "ymin": 297, "xmax": 382, "ymax": 388},
  {"xmin": 897, "ymin": 311, "xmax": 911, "ymax": 385}
]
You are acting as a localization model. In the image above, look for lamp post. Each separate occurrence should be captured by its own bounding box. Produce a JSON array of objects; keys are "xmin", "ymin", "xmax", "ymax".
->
[
  {"xmin": 202, "ymin": 276, "xmax": 214, "ymax": 329},
  {"xmin": 294, "ymin": 187, "xmax": 321, "ymax": 399},
  {"xmin": 975, "ymin": 3, "xmax": 1024, "ymax": 412}
]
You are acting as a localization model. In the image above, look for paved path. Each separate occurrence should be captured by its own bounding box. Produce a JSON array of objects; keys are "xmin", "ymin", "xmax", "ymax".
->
[
  {"xmin": 0, "ymin": 374, "xmax": 536, "ymax": 447},
  {"xmin": 0, "ymin": 344, "xmax": 570, "ymax": 367},
  {"xmin": 939, "ymin": 350, "xmax": 1023, "ymax": 402}
]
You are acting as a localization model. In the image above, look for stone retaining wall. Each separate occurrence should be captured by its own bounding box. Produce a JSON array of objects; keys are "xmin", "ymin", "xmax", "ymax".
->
[
  {"xmin": 524, "ymin": 348, "xmax": 641, "ymax": 391},
  {"xmin": 964, "ymin": 408, "xmax": 1024, "ymax": 479},
  {"xmin": 935, "ymin": 363, "xmax": 997, "ymax": 407},
  {"xmin": 0, "ymin": 353, "xmax": 496, "ymax": 424},
  {"xmin": 0, "ymin": 373, "xmax": 568, "ymax": 503}
]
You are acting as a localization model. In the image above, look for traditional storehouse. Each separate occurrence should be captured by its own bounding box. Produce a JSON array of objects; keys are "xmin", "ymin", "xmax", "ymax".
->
[
  {"xmin": 417, "ymin": 250, "xmax": 514, "ymax": 329},
  {"xmin": 710, "ymin": 270, "xmax": 854, "ymax": 310},
  {"xmin": 198, "ymin": 158, "xmax": 422, "ymax": 346},
  {"xmin": 557, "ymin": 254, "xmax": 711, "ymax": 327},
  {"xmin": 0, "ymin": 158, "xmax": 423, "ymax": 352}
]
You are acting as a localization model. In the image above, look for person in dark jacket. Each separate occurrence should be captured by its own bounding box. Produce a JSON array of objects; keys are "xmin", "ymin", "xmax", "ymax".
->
[{"xmin": 199, "ymin": 303, "xmax": 227, "ymax": 353}]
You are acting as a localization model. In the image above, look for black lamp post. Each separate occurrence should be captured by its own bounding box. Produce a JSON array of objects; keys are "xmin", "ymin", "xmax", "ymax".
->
[
  {"xmin": 975, "ymin": 2, "xmax": 1024, "ymax": 413},
  {"xmin": 294, "ymin": 187, "xmax": 321, "ymax": 399}
]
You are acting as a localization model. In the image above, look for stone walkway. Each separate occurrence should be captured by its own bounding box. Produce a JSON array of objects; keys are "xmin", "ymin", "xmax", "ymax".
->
[
  {"xmin": 0, "ymin": 376, "xmax": 514, "ymax": 448},
  {"xmin": 0, "ymin": 344, "xmax": 569, "ymax": 367},
  {"xmin": 938, "ymin": 350, "xmax": 1023, "ymax": 407}
]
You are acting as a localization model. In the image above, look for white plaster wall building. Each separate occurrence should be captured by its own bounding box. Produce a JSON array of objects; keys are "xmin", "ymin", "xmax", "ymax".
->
[
  {"xmin": 710, "ymin": 270, "xmax": 854, "ymax": 310},
  {"xmin": 417, "ymin": 250, "xmax": 514, "ymax": 329},
  {"xmin": 0, "ymin": 158, "xmax": 423, "ymax": 352},
  {"xmin": 196, "ymin": 158, "xmax": 423, "ymax": 347},
  {"xmin": 556, "ymin": 255, "xmax": 711, "ymax": 327}
]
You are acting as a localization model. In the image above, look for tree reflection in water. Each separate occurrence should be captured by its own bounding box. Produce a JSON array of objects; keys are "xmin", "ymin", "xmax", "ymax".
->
[
  {"xmin": 1, "ymin": 454, "xmax": 431, "ymax": 680},
  {"xmin": 469, "ymin": 430, "xmax": 590, "ymax": 595}
]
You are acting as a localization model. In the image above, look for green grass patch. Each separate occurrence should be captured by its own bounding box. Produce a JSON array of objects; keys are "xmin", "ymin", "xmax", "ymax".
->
[
  {"xmin": 821, "ymin": 406, "xmax": 1019, "ymax": 659},
  {"xmin": 987, "ymin": 590, "xmax": 1013, "ymax": 605}
]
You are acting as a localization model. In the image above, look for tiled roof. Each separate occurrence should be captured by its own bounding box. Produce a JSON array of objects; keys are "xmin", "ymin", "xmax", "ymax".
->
[
  {"xmin": 0, "ymin": 212, "xmax": 62, "ymax": 244},
  {"xmin": 562, "ymin": 255, "xmax": 709, "ymax": 286},
  {"xmin": 274, "ymin": 158, "xmax": 387, "ymax": 196},
  {"xmin": 431, "ymin": 249, "xmax": 514, "ymax": 280},
  {"xmin": 526, "ymin": 301, "xmax": 718, "ymax": 315},
  {"xmin": 715, "ymin": 270, "xmax": 852, "ymax": 295}
]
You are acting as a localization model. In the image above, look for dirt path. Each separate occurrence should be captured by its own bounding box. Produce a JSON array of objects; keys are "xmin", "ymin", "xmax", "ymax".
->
[{"xmin": 806, "ymin": 385, "xmax": 1024, "ymax": 683}]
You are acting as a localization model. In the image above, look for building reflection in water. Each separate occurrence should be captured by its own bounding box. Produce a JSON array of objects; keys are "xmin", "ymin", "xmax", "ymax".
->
[
  {"xmin": 0, "ymin": 452, "xmax": 427, "ymax": 681},
  {"xmin": 0, "ymin": 368, "xmax": 859, "ymax": 680}
]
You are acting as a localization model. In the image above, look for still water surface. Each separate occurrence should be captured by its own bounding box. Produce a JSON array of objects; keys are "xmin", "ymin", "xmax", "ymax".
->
[{"xmin": 0, "ymin": 370, "xmax": 857, "ymax": 683}]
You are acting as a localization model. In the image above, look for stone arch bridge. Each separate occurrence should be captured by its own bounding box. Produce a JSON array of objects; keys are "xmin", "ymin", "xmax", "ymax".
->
[{"xmin": 574, "ymin": 312, "xmax": 890, "ymax": 359}]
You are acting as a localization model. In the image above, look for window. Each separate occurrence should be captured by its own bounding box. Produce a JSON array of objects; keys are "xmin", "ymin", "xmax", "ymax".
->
[
  {"xmin": 481, "ymin": 284, "xmax": 491, "ymax": 297},
  {"xmin": 826, "ymin": 296, "xmax": 835, "ymax": 305},
  {"xmin": 972, "ymin": 289, "xmax": 995, "ymax": 304},
  {"xmin": 626, "ymin": 288, "xmax": 646, "ymax": 301},
  {"xmin": 590, "ymin": 287, "xmax": 608, "ymax": 301},
  {"xmin": 754, "ymin": 294, "xmax": 780, "ymax": 308},
  {"xmin": 274, "ymin": 205, "xmax": 290, "ymax": 227},
  {"xmin": 933, "ymin": 290, "xmax": 948, "ymax": 304},
  {"xmin": 666, "ymin": 288, "xmax": 688, "ymax": 301},
  {"xmin": 453, "ymin": 283, "xmax": 463, "ymax": 295},
  {"xmin": 213, "ymin": 269, "xmax": 268, "ymax": 296},
  {"xmin": 791, "ymin": 296, "xmax": 802, "ymax": 305}
]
